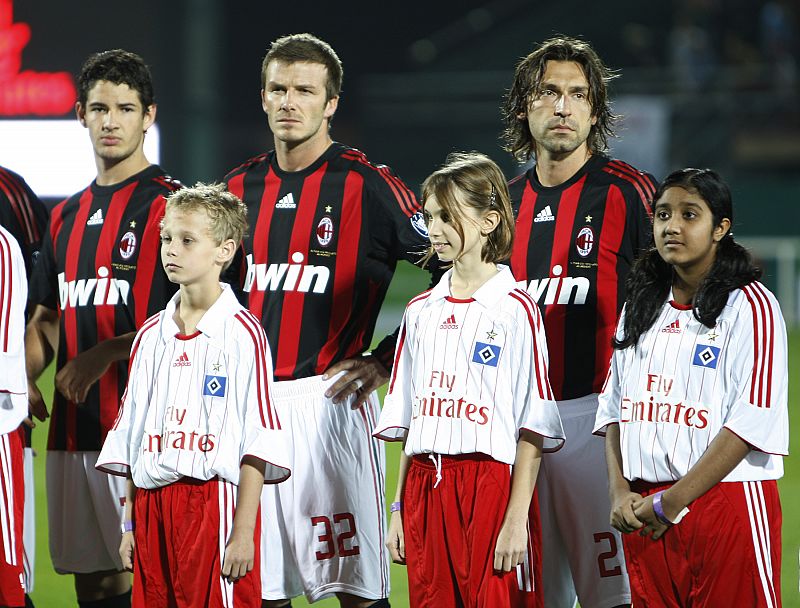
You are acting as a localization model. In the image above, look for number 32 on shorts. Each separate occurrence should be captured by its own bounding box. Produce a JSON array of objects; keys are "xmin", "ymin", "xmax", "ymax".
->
[{"xmin": 311, "ymin": 512, "xmax": 360, "ymax": 560}]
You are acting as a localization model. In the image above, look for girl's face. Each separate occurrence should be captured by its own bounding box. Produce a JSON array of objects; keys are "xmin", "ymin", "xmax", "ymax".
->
[
  {"xmin": 424, "ymin": 192, "xmax": 493, "ymax": 266},
  {"xmin": 654, "ymin": 186, "xmax": 730, "ymax": 276}
]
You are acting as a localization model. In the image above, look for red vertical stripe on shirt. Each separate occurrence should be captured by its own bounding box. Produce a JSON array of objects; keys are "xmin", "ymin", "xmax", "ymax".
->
[
  {"xmin": 133, "ymin": 194, "xmax": 168, "ymax": 327},
  {"xmin": 510, "ymin": 183, "xmax": 536, "ymax": 281},
  {"xmin": 0, "ymin": 171, "xmax": 36, "ymax": 243},
  {"xmin": 753, "ymin": 283, "xmax": 775, "ymax": 406},
  {"xmin": 317, "ymin": 171, "xmax": 363, "ymax": 372},
  {"xmin": 545, "ymin": 176, "xmax": 585, "ymax": 398},
  {"xmin": 0, "ymin": 231, "xmax": 11, "ymax": 351},
  {"xmin": 595, "ymin": 186, "xmax": 626, "ymax": 392},
  {"xmin": 63, "ymin": 190, "xmax": 93, "ymax": 450},
  {"xmin": 275, "ymin": 164, "xmax": 326, "ymax": 377},
  {"xmin": 95, "ymin": 184, "xmax": 134, "ymax": 440}
]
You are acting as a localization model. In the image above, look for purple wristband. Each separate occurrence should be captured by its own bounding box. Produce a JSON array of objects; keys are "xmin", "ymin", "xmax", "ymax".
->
[
  {"xmin": 390, "ymin": 501, "xmax": 402, "ymax": 513},
  {"xmin": 652, "ymin": 491, "xmax": 673, "ymax": 525}
]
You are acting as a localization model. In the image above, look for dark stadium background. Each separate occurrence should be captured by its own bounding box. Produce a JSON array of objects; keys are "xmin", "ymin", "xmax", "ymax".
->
[{"xmin": 4, "ymin": 0, "xmax": 798, "ymax": 604}]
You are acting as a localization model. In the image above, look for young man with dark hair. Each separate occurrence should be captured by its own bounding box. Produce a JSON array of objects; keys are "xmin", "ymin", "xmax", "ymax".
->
[
  {"xmin": 502, "ymin": 36, "xmax": 656, "ymax": 608},
  {"xmin": 25, "ymin": 49, "xmax": 181, "ymax": 608},
  {"xmin": 225, "ymin": 32, "xmax": 436, "ymax": 608}
]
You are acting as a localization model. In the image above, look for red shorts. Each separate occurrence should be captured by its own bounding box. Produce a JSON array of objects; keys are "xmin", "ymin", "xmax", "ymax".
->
[
  {"xmin": 403, "ymin": 454, "xmax": 542, "ymax": 608},
  {"xmin": 624, "ymin": 479, "xmax": 782, "ymax": 608},
  {"xmin": 133, "ymin": 477, "xmax": 261, "ymax": 608},
  {"xmin": 0, "ymin": 427, "xmax": 25, "ymax": 608}
]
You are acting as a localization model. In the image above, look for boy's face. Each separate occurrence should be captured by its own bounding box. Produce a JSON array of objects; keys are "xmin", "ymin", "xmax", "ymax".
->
[{"xmin": 160, "ymin": 207, "xmax": 231, "ymax": 287}]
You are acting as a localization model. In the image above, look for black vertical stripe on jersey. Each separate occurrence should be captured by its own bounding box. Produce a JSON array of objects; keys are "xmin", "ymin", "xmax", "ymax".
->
[{"xmin": 509, "ymin": 155, "xmax": 655, "ymax": 401}]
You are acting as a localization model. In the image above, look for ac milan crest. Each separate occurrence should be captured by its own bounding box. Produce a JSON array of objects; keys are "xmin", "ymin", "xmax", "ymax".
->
[
  {"xmin": 316, "ymin": 216, "xmax": 334, "ymax": 247},
  {"xmin": 576, "ymin": 226, "xmax": 594, "ymax": 257},
  {"xmin": 119, "ymin": 231, "xmax": 137, "ymax": 260}
]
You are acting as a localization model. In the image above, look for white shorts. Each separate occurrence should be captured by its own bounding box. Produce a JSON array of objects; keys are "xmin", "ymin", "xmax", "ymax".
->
[
  {"xmin": 260, "ymin": 374, "xmax": 390, "ymax": 602},
  {"xmin": 46, "ymin": 451, "xmax": 126, "ymax": 574},
  {"xmin": 537, "ymin": 395, "xmax": 630, "ymax": 608},
  {"xmin": 23, "ymin": 447, "xmax": 34, "ymax": 592}
]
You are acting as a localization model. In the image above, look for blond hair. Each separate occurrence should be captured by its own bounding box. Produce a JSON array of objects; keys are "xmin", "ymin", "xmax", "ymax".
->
[{"xmin": 164, "ymin": 183, "xmax": 248, "ymax": 271}]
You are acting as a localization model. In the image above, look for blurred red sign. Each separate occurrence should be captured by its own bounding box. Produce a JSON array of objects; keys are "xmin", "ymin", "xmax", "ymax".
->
[{"xmin": 0, "ymin": 0, "xmax": 76, "ymax": 116}]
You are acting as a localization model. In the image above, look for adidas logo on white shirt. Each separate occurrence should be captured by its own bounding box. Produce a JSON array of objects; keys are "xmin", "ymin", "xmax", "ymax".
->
[
  {"xmin": 87, "ymin": 209, "xmax": 104, "ymax": 226},
  {"xmin": 275, "ymin": 193, "xmax": 296, "ymax": 209},
  {"xmin": 440, "ymin": 314, "xmax": 458, "ymax": 330},
  {"xmin": 661, "ymin": 320, "xmax": 681, "ymax": 334},
  {"xmin": 534, "ymin": 205, "xmax": 555, "ymax": 223},
  {"xmin": 173, "ymin": 352, "xmax": 191, "ymax": 367}
]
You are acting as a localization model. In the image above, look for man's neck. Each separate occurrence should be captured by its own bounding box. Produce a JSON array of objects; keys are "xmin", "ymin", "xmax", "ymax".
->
[
  {"xmin": 535, "ymin": 146, "xmax": 592, "ymax": 187},
  {"xmin": 274, "ymin": 134, "xmax": 333, "ymax": 173},
  {"xmin": 95, "ymin": 151, "xmax": 151, "ymax": 187}
]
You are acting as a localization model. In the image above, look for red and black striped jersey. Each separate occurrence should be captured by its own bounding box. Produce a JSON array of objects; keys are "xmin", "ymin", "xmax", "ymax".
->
[
  {"xmin": 28, "ymin": 165, "xmax": 182, "ymax": 451},
  {"xmin": 0, "ymin": 166, "xmax": 48, "ymax": 278},
  {"xmin": 509, "ymin": 155, "xmax": 656, "ymax": 401},
  {"xmin": 225, "ymin": 142, "xmax": 432, "ymax": 380}
]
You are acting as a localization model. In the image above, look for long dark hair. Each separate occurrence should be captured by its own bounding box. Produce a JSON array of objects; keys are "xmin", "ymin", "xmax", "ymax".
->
[{"xmin": 613, "ymin": 168, "xmax": 761, "ymax": 349}]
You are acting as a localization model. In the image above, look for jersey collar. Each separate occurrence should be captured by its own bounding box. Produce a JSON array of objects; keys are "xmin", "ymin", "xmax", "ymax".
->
[
  {"xmin": 160, "ymin": 283, "xmax": 240, "ymax": 341},
  {"xmin": 428, "ymin": 264, "xmax": 517, "ymax": 308}
]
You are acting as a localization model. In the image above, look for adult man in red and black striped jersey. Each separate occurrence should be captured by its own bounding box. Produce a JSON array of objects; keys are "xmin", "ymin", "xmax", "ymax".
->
[
  {"xmin": 0, "ymin": 166, "xmax": 48, "ymax": 279},
  {"xmin": 0, "ymin": 165, "xmax": 48, "ymax": 607},
  {"xmin": 502, "ymin": 37, "xmax": 656, "ymax": 608},
  {"xmin": 225, "ymin": 34, "xmax": 433, "ymax": 608},
  {"xmin": 25, "ymin": 50, "xmax": 180, "ymax": 608}
]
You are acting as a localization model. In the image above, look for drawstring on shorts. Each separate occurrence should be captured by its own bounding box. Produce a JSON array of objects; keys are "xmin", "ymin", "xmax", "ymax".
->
[{"xmin": 428, "ymin": 453, "xmax": 442, "ymax": 488}]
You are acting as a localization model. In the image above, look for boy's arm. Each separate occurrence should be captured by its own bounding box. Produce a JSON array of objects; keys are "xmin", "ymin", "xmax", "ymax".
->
[
  {"xmin": 55, "ymin": 331, "xmax": 136, "ymax": 404},
  {"xmin": 120, "ymin": 477, "xmax": 137, "ymax": 572},
  {"xmin": 222, "ymin": 456, "xmax": 267, "ymax": 581},
  {"xmin": 494, "ymin": 429, "xmax": 543, "ymax": 572}
]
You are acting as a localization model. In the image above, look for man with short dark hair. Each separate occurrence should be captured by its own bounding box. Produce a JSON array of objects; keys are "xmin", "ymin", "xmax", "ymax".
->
[
  {"xmin": 225, "ymin": 33, "xmax": 436, "ymax": 608},
  {"xmin": 26, "ymin": 49, "xmax": 181, "ymax": 608},
  {"xmin": 502, "ymin": 36, "xmax": 656, "ymax": 608}
]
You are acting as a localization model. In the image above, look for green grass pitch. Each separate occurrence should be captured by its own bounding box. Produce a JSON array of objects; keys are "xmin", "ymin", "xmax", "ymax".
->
[{"xmin": 25, "ymin": 263, "xmax": 799, "ymax": 606}]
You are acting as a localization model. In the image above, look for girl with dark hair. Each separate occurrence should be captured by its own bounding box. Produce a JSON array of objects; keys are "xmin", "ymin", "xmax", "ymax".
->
[{"xmin": 594, "ymin": 168, "xmax": 787, "ymax": 607}]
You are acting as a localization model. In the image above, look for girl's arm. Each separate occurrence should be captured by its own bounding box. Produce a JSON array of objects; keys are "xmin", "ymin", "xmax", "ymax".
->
[
  {"xmin": 222, "ymin": 456, "xmax": 267, "ymax": 581},
  {"xmin": 119, "ymin": 476, "xmax": 137, "ymax": 571},
  {"xmin": 604, "ymin": 423, "xmax": 644, "ymax": 535},
  {"xmin": 386, "ymin": 446, "xmax": 411, "ymax": 565},
  {"xmin": 494, "ymin": 429, "xmax": 542, "ymax": 573},
  {"xmin": 632, "ymin": 428, "xmax": 750, "ymax": 540}
]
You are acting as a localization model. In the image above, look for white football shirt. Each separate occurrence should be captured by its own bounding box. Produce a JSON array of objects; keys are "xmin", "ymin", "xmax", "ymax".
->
[
  {"xmin": 0, "ymin": 225, "xmax": 27, "ymax": 435},
  {"xmin": 375, "ymin": 266, "xmax": 565, "ymax": 463},
  {"xmin": 594, "ymin": 282, "xmax": 788, "ymax": 483},
  {"xmin": 97, "ymin": 285, "xmax": 291, "ymax": 489}
]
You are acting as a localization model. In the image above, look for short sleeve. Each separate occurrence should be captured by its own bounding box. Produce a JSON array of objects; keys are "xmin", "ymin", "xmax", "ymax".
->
[
  {"xmin": 96, "ymin": 324, "xmax": 152, "ymax": 476},
  {"xmin": 511, "ymin": 291, "xmax": 565, "ymax": 452},
  {"xmin": 0, "ymin": 227, "xmax": 29, "ymax": 433},
  {"xmin": 374, "ymin": 308, "xmax": 414, "ymax": 441},
  {"xmin": 722, "ymin": 285, "xmax": 789, "ymax": 456},
  {"xmin": 594, "ymin": 309, "xmax": 627, "ymax": 436},
  {"xmin": 27, "ymin": 215, "xmax": 58, "ymax": 311},
  {"xmin": 236, "ymin": 313, "xmax": 291, "ymax": 483}
]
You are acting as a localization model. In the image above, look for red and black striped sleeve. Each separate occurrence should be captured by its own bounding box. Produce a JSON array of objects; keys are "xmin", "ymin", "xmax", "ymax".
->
[{"xmin": 0, "ymin": 166, "xmax": 49, "ymax": 277}]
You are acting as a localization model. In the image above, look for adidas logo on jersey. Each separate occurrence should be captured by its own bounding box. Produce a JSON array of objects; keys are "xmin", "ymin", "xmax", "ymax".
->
[
  {"xmin": 173, "ymin": 352, "xmax": 191, "ymax": 367},
  {"xmin": 275, "ymin": 193, "xmax": 296, "ymax": 209},
  {"xmin": 533, "ymin": 205, "xmax": 555, "ymax": 223},
  {"xmin": 87, "ymin": 208, "xmax": 104, "ymax": 226},
  {"xmin": 661, "ymin": 320, "xmax": 682, "ymax": 334},
  {"xmin": 440, "ymin": 314, "xmax": 458, "ymax": 330}
]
